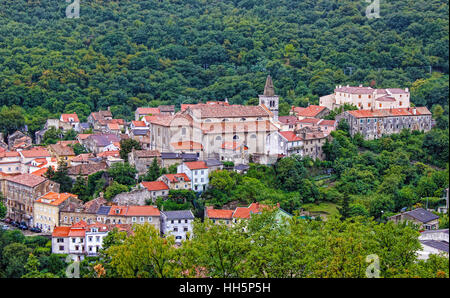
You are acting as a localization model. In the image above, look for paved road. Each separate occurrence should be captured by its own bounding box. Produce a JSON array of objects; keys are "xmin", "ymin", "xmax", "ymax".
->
[{"xmin": 1, "ymin": 221, "xmax": 50, "ymax": 237}]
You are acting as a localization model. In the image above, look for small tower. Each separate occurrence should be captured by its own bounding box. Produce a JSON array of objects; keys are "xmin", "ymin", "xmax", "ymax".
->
[{"xmin": 259, "ymin": 75, "xmax": 279, "ymax": 121}]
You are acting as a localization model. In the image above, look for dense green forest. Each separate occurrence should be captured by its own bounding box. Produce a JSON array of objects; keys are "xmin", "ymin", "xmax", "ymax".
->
[{"xmin": 0, "ymin": 0, "xmax": 448, "ymax": 137}]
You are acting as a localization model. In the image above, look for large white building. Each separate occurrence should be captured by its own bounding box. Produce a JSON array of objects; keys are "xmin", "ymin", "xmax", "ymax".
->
[{"xmin": 320, "ymin": 85, "xmax": 410, "ymax": 111}]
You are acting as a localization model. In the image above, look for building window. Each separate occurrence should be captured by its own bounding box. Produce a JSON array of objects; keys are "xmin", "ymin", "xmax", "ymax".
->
[
  {"xmin": 148, "ymin": 217, "xmax": 152, "ymax": 222},
  {"xmin": 140, "ymin": 217, "xmax": 145, "ymax": 222},
  {"xmin": 132, "ymin": 217, "xmax": 137, "ymax": 222}
]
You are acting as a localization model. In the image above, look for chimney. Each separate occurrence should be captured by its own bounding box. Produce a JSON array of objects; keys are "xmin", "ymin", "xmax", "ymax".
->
[
  {"xmin": 99, "ymin": 192, "xmax": 104, "ymax": 199},
  {"xmin": 359, "ymin": 84, "xmax": 363, "ymax": 87},
  {"xmin": 412, "ymin": 107, "xmax": 417, "ymax": 115},
  {"xmin": 405, "ymin": 88, "xmax": 409, "ymax": 93}
]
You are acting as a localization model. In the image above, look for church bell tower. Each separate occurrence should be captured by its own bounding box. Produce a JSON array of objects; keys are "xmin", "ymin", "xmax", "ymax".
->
[{"xmin": 259, "ymin": 75, "xmax": 279, "ymax": 121}]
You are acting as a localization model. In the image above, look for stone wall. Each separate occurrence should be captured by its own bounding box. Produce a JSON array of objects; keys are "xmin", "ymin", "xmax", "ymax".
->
[{"xmin": 111, "ymin": 188, "xmax": 152, "ymax": 206}]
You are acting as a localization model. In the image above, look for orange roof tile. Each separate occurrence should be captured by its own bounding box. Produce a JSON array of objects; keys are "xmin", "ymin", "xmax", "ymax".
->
[
  {"xmin": 61, "ymin": 113, "xmax": 80, "ymax": 123},
  {"xmin": 36, "ymin": 192, "xmax": 78, "ymax": 206},
  {"xmin": 207, "ymin": 209, "xmax": 234, "ymax": 220},
  {"xmin": 279, "ymin": 131, "xmax": 301, "ymax": 142},
  {"xmin": 141, "ymin": 181, "xmax": 169, "ymax": 191},
  {"xmin": 136, "ymin": 107, "xmax": 161, "ymax": 115},
  {"xmin": 126, "ymin": 206, "xmax": 160, "ymax": 217},
  {"xmin": 292, "ymin": 105, "xmax": 327, "ymax": 118},
  {"xmin": 52, "ymin": 226, "xmax": 71, "ymax": 237},
  {"xmin": 185, "ymin": 161, "xmax": 207, "ymax": 170},
  {"xmin": 163, "ymin": 173, "xmax": 191, "ymax": 183}
]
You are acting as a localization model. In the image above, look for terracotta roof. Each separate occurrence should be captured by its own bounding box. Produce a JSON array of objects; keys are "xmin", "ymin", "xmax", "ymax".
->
[
  {"xmin": 298, "ymin": 117, "xmax": 321, "ymax": 124},
  {"xmin": 0, "ymin": 151, "xmax": 20, "ymax": 158},
  {"xmin": 131, "ymin": 120, "xmax": 146, "ymax": 127},
  {"xmin": 126, "ymin": 205, "xmax": 160, "ymax": 217},
  {"xmin": 20, "ymin": 147, "xmax": 51, "ymax": 158},
  {"xmin": 67, "ymin": 162, "xmax": 108, "ymax": 176},
  {"xmin": 60, "ymin": 113, "xmax": 79, "ymax": 123},
  {"xmin": 132, "ymin": 150, "xmax": 161, "ymax": 158},
  {"xmin": 146, "ymin": 114, "xmax": 173, "ymax": 127},
  {"xmin": 347, "ymin": 107, "xmax": 431, "ymax": 118},
  {"xmin": 170, "ymin": 141, "xmax": 203, "ymax": 150},
  {"xmin": 136, "ymin": 107, "xmax": 161, "ymax": 115},
  {"xmin": 163, "ymin": 173, "xmax": 191, "ymax": 183},
  {"xmin": 141, "ymin": 181, "xmax": 169, "ymax": 191},
  {"xmin": 36, "ymin": 192, "xmax": 78, "ymax": 206},
  {"xmin": 31, "ymin": 167, "xmax": 52, "ymax": 177},
  {"xmin": 108, "ymin": 206, "xmax": 128, "ymax": 216},
  {"xmin": 97, "ymin": 150, "xmax": 120, "ymax": 158},
  {"xmin": 292, "ymin": 105, "xmax": 327, "ymax": 118},
  {"xmin": 72, "ymin": 153, "xmax": 94, "ymax": 162},
  {"xmin": 68, "ymin": 228, "xmax": 86, "ymax": 237},
  {"xmin": 77, "ymin": 134, "xmax": 92, "ymax": 140},
  {"xmin": 318, "ymin": 120, "xmax": 336, "ymax": 126},
  {"xmin": 107, "ymin": 123, "xmax": 120, "ymax": 130},
  {"xmin": 52, "ymin": 226, "xmax": 71, "ymax": 237},
  {"xmin": 278, "ymin": 116, "xmax": 299, "ymax": 125},
  {"xmin": 279, "ymin": 131, "xmax": 301, "ymax": 142},
  {"xmin": 49, "ymin": 144, "xmax": 75, "ymax": 156},
  {"xmin": 206, "ymin": 208, "xmax": 234, "ymax": 220},
  {"xmin": 185, "ymin": 161, "xmax": 207, "ymax": 170},
  {"xmin": 6, "ymin": 173, "xmax": 47, "ymax": 187},
  {"xmin": 57, "ymin": 140, "xmax": 79, "ymax": 146},
  {"xmin": 188, "ymin": 104, "xmax": 270, "ymax": 118}
]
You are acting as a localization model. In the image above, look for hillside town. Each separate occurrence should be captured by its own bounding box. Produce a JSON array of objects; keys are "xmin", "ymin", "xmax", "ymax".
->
[{"xmin": 0, "ymin": 76, "xmax": 446, "ymax": 263}]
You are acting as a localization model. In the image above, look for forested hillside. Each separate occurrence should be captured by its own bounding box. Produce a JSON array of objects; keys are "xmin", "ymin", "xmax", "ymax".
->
[{"xmin": 0, "ymin": 0, "xmax": 448, "ymax": 136}]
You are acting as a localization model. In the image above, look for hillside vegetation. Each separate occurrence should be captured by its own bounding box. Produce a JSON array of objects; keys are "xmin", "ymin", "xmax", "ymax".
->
[{"xmin": 0, "ymin": 0, "xmax": 448, "ymax": 136}]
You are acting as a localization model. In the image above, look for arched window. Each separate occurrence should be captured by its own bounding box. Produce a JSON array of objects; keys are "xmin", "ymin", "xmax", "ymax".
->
[
  {"xmin": 205, "ymin": 119, "xmax": 212, "ymax": 123},
  {"xmin": 250, "ymin": 134, "xmax": 257, "ymax": 139},
  {"xmin": 233, "ymin": 135, "xmax": 239, "ymax": 140}
]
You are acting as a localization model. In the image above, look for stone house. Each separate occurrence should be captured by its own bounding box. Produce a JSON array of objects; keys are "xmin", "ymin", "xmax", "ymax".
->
[
  {"xmin": 5, "ymin": 174, "xmax": 60, "ymax": 225},
  {"xmin": 128, "ymin": 149, "xmax": 161, "ymax": 175},
  {"xmin": 157, "ymin": 173, "xmax": 191, "ymax": 190},
  {"xmin": 336, "ymin": 107, "xmax": 432, "ymax": 140},
  {"xmin": 389, "ymin": 208, "xmax": 440, "ymax": 230}
]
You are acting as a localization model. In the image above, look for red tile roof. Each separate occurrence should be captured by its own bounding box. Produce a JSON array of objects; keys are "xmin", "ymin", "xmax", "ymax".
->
[
  {"xmin": 292, "ymin": 105, "xmax": 327, "ymax": 118},
  {"xmin": 136, "ymin": 107, "xmax": 161, "ymax": 115},
  {"xmin": 348, "ymin": 107, "xmax": 431, "ymax": 118},
  {"xmin": 6, "ymin": 173, "xmax": 47, "ymax": 187},
  {"xmin": 0, "ymin": 151, "xmax": 20, "ymax": 158},
  {"xmin": 279, "ymin": 131, "xmax": 301, "ymax": 142},
  {"xmin": 141, "ymin": 181, "xmax": 169, "ymax": 191},
  {"xmin": 20, "ymin": 147, "xmax": 51, "ymax": 158},
  {"xmin": 126, "ymin": 206, "xmax": 160, "ymax": 217},
  {"xmin": 185, "ymin": 161, "xmax": 207, "ymax": 170},
  {"xmin": 206, "ymin": 209, "xmax": 234, "ymax": 219},
  {"xmin": 36, "ymin": 192, "xmax": 78, "ymax": 206},
  {"xmin": 52, "ymin": 226, "xmax": 71, "ymax": 237},
  {"xmin": 60, "ymin": 113, "xmax": 80, "ymax": 123},
  {"xmin": 318, "ymin": 120, "xmax": 336, "ymax": 126},
  {"xmin": 163, "ymin": 173, "xmax": 191, "ymax": 183},
  {"xmin": 298, "ymin": 117, "xmax": 321, "ymax": 124},
  {"xmin": 31, "ymin": 167, "xmax": 52, "ymax": 177},
  {"xmin": 131, "ymin": 120, "xmax": 146, "ymax": 127}
]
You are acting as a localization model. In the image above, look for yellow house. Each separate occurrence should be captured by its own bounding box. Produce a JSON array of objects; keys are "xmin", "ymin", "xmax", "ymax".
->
[
  {"xmin": 48, "ymin": 143, "xmax": 76, "ymax": 166},
  {"xmin": 33, "ymin": 192, "xmax": 82, "ymax": 233}
]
